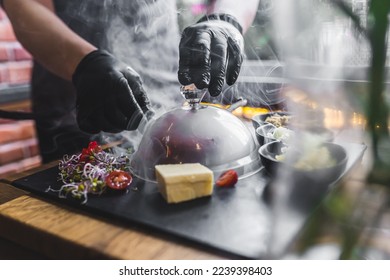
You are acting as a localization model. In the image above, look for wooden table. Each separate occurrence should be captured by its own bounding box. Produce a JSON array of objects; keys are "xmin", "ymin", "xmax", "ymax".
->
[
  {"xmin": 0, "ymin": 162, "xmax": 230, "ymax": 260},
  {"xmin": 0, "ymin": 125, "xmax": 371, "ymax": 260}
]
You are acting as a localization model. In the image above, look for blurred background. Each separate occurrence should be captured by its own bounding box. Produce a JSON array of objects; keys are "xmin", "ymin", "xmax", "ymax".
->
[
  {"xmin": 0, "ymin": 7, "xmax": 39, "ymax": 178},
  {"xmin": 0, "ymin": 0, "xmax": 279, "ymax": 177},
  {"xmin": 0, "ymin": 0, "xmax": 381, "ymax": 177}
]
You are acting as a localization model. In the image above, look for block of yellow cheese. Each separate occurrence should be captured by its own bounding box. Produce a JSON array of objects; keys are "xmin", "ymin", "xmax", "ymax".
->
[{"xmin": 155, "ymin": 163, "xmax": 214, "ymax": 204}]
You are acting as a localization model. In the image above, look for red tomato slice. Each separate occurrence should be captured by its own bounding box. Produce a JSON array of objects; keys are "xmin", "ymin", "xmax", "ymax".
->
[
  {"xmin": 216, "ymin": 169, "xmax": 238, "ymax": 187},
  {"xmin": 105, "ymin": 170, "xmax": 132, "ymax": 190}
]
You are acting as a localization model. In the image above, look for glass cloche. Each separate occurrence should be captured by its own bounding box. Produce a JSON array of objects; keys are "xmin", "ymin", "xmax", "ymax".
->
[{"xmin": 130, "ymin": 85, "xmax": 261, "ymax": 182}]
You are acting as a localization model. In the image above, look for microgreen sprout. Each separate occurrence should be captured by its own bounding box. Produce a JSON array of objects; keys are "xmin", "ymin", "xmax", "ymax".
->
[{"xmin": 46, "ymin": 141, "xmax": 131, "ymax": 204}]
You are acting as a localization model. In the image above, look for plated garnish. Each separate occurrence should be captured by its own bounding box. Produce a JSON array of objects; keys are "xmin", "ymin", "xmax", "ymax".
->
[
  {"xmin": 265, "ymin": 113, "xmax": 292, "ymax": 128},
  {"xmin": 216, "ymin": 169, "xmax": 238, "ymax": 187},
  {"xmin": 273, "ymin": 134, "xmax": 336, "ymax": 170},
  {"xmin": 46, "ymin": 141, "xmax": 132, "ymax": 204},
  {"xmin": 275, "ymin": 143, "xmax": 336, "ymax": 170}
]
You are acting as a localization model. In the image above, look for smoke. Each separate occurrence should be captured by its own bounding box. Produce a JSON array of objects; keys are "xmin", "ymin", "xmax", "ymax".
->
[
  {"xmin": 60, "ymin": 1, "xmax": 184, "ymax": 153},
  {"xmin": 198, "ymin": 2, "xmax": 287, "ymax": 109},
  {"xmin": 264, "ymin": 0, "xmax": 371, "ymax": 258},
  {"xmin": 270, "ymin": 0, "xmax": 372, "ymax": 120}
]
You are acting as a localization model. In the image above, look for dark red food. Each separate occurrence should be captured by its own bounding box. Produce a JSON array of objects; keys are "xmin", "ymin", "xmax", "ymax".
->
[
  {"xmin": 105, "ymin": 170, "xmax": 132, "ymax": 190},
  {"xmin": 216, "ymin": 169, "xmax": 238, "ymax": 187},
  {"xmin": 79, "ymin": 141, "xmax": 103, "ymax": 162}
]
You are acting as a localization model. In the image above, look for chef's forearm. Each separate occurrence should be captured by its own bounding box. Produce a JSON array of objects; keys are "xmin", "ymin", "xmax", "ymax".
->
[
  {"xmin": 206, "ymin": 0, "xmax": 260, "ymax": 33},
  {"xmin": 2, "ymin": 0, "xmax": 96, "ymax": 81}
]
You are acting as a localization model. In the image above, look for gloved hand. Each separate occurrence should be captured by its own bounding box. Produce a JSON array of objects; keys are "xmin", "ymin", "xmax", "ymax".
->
[
  {"xmin": 72, "ymin": 50, "xmax": 153, "ymax": 134},
  {"xmin": 178, "ymin": 13, "xmax": 244, "ymax": 97}
]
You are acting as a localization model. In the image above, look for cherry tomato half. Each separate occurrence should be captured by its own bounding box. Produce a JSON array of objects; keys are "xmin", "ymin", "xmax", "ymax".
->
[
  {"xmin": 105, "ymin": 170, "xmax": 132, "ymax": 190},
  {"xmin": 216, "ymin": 169, "xmax": 238, "ymax": 187}
]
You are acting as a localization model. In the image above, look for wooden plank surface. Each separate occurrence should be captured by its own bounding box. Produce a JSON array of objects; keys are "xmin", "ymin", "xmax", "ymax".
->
[
  {"xmin": 0, "ymin": 182, "xmax": 27, "ymax": 205},
  {"xmin": 0, "ymin": 161, "xmax": 229, "ymax": 259},
  {"xmin": 0, "ymin": 191, "xmax": 228, "ymax": 259},
  {"xmin": 0, "ymin": 236, "xmax": 47, "ymax": 260}
]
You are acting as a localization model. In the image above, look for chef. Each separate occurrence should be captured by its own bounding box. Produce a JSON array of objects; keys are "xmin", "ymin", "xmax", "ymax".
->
[{"xmin": 1, "ymin": 0, "xmax": 259, "ymax": 162}]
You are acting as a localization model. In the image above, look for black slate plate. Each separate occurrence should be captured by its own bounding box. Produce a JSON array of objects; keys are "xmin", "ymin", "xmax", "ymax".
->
[{"xmin": 12, "ymin": 142, "xmax": 366, "ymax": 259}]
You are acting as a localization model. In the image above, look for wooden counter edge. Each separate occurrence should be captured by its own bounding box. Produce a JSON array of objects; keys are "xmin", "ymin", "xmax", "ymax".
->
[
  {"xmin": 0, "ymin": 182, "xmax": 28, "ymax": 205},
  {"xmin": 0, "ymin": 194, "xmax": 228, "ymax": 260}
]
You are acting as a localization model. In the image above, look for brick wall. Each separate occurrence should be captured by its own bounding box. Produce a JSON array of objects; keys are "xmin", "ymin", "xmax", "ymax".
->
[
  {"xmin": 0, "ymin": 7, "xmax": 41, "ymax": 178},
  {"xmin": 0, "ymin": 8, "xmax": 32, "ymax": 87}
]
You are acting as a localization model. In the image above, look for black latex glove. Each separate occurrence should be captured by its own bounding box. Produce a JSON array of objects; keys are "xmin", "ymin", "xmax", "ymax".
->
[
  {"xmin": 178, "ymin": 14, "xmax": 244, "ymax": 97},
  {"xmin": 72, "ymin": 50, "xmax": 153, "ymax": 134}
]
